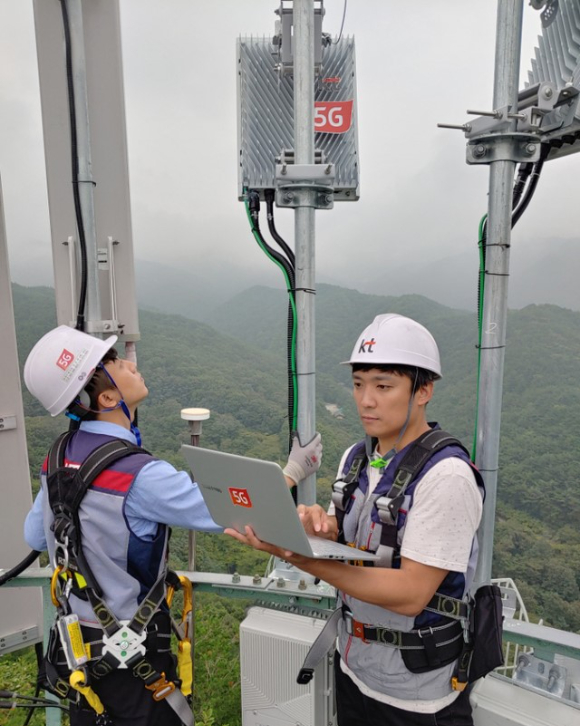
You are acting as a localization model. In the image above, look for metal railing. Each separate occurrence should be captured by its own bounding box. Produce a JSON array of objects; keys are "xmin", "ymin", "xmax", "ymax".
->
[{"xmin": 3, "ymin": 569, "xmax": 580, "ymax": 725}]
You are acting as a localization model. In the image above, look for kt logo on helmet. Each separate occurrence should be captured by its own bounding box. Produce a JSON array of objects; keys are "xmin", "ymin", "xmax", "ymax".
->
[
  {"xmin": 358, "ymin": 338, "xmax": 376, "ymax": 354},
  {"xmin": 56, "ymin": 349, "xmax": 75, "ymax": 370}
]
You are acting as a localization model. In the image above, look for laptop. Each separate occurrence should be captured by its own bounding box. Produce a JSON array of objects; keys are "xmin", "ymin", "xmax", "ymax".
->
[{"xmin": 181, "ymin": 445, "xmax": 379, "ymax": 561}]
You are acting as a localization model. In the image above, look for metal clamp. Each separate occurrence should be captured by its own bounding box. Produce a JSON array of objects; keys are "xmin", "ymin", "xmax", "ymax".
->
[
  {"xmin": 466, "ymin": 133, "xmax": 542, "ymax": 165},
  {"xmin": 275, "ymin": 163, "xmax": 335, "ymax": 184},
  {"xmin": 276, "ymin": 185, "xmax": 334, "ymax": 210}
]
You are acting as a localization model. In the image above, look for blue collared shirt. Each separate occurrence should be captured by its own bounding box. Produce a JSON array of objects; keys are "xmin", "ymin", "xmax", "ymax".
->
[{"xmin": 24, "ymin": 420, "xmax": 223, "ymax": 551}]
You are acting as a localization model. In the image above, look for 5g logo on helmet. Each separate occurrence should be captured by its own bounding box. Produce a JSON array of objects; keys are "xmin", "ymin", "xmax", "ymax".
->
[{"xmin": 56, "ymin": 349, "xmax": 75, "ymax": 370}]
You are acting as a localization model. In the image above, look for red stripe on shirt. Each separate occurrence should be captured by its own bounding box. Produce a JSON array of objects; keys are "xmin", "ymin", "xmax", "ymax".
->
[
  {"xmin": 91, "ymin": 469, "xmax": 133, "ymax": 493},
  {"xmin": 42, "ymin": 457, "xmax": 133, "ymax": 492}
]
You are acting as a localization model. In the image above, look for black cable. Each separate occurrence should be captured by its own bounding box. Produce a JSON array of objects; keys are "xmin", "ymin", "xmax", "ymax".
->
[
  {"xmin": 0, "ymin": 701, "xmax": 69, "ymax": 711},
  {"xmin": 21, "ymin": 643, "xmax": 45, "ymax": 726},
  {"xmin": 264, "ymin": 190, "xmax": 295, "ymax": 267},
  {"xmin": 248, "ymin": 192, "xmax": 295, "ymax": 287},
  {"xmin": 477, "ymin": 145, "xmax": 548, "ymax": 318},
  {"xmin": 0, "ymin": 691, "xmax": 64, "ymax": 705},
  {"xmin": 247, "ymin": 191, "xmax": 297, "ymax": 451},
  {"xmin": 263, "ymin": 190, "xmax": 297, "ymax": 451},
  {"xmin": 334, "ymin": 0, "xmax": 348, "ymax": 43},
  {"xmin": 511, "ymin": 146, "xmax": 549, "ymax": 229},
  {"xmin": 511, "ymin": 162, "xmax": 534, "ymax": 209},
  {"xmin": 285, "ymin": 302, "xmax": 296, "ymax": 454},
  {"xmin": 0, "ymin": 550, "xmax": 39, "ymax": 587},
  {"xmin": 59, "ymin": 0, "xmax": 89, "ymax": 332}
]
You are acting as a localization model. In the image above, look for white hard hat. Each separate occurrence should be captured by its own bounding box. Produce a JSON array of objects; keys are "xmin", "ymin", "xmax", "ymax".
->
[
  {"xmin": 24, "ymin": 325, "xmax": 118, "ymax": 416},
  {"xmin": 343, "ymin": 314, "xmax": 442, "ymax": 378}
]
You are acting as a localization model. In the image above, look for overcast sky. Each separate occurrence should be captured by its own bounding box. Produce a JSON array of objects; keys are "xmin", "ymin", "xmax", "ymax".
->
[{"xmin": 1, "ymin": 1, "xmax": 578, "ymax": 308}]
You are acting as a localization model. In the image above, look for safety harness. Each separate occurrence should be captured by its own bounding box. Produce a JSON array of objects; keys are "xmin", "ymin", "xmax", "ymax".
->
[
  {"xmin": 43, "ymin": 431, "xmax": 194, "ymax": 725},
  {"xmin": 299, "ymin": 430, "xmax": 490, "ymax": 690}
]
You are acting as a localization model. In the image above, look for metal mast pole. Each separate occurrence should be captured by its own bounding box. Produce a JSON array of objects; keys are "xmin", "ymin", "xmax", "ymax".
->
[
  {"xmin": 293, "ymin": 0, "xmax": 317, "ymax": 506},
  {"xmin": 67, "ymin": 0, "xmax": 102, "ymax": 327},
  {"xmin": 475, "ymin": 0, "xmax": 524, "ymax": 583}
]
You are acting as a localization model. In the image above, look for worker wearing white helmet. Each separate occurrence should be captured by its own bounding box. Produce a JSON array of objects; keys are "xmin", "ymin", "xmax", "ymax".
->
[
  {"xmin": 23, "ymin": 325, "xmax": 322, "ymax": 726},
  {"xmin": 227, "ymin": 314, "xmax": 484, "ymax": 726}
]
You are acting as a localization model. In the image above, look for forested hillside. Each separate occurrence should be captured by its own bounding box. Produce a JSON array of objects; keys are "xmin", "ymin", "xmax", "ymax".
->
[
  {"xmin": 209, "ymin": 283, "xmax": 580, "ymax": 630},
  {"xmin": 5, "ymin": 282, "xmax": 580, "ymax": 724}
]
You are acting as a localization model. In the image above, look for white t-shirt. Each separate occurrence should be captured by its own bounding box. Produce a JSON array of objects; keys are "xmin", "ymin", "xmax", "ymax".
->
[{"xmin": 331, "ymin": 444, "xmax": 483, "ymax": 713}]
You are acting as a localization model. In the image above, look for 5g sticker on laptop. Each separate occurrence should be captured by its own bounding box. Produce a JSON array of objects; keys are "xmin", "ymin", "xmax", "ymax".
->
[{"xmin": 229, "ymin": 488, "xmax": 252, "ymax": 508}]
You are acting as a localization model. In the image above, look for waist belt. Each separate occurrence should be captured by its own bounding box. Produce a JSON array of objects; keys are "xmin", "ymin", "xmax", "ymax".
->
[
  {"xmin": 343, "ymin": 609, "xmax": 462, "ymax": 650},
  {"xmin": 297, "ymin": 605, "xmax": 465, "ymax": 684}
]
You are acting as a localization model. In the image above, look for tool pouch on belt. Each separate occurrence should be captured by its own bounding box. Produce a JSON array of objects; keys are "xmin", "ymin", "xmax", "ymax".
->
[
  {"xmin": 399, "ymin": 620, "xmax": 464, "ymax": 674},
  {"xmin": 457, "ymin": 584, "xmax": 504, "ymax": 684}
]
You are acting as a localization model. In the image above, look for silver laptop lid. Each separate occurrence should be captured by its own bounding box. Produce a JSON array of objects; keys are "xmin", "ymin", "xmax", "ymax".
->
[{"xmin": 181, "ymin": 445, "xmax": 378, "ymax": 561}]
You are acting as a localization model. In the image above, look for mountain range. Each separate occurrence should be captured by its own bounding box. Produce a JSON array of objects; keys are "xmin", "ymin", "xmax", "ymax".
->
[{"xmin": 11, "ymin": 281, "xmax": 580, "ymax": 632}]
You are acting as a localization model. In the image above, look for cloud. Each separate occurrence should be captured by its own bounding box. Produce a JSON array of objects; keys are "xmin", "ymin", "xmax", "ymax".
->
[{"xmin": 1, "ymin": 0, "xmax": 575, "ymax": 311}]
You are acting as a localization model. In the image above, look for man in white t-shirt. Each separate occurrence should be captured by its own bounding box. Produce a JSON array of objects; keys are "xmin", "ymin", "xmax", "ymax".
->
[{"xmin": 227, "ymin": 314, "xmax": 483, "ymax": 726}]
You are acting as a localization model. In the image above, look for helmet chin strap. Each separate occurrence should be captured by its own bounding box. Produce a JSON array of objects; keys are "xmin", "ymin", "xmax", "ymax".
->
[
  {"xmin": 369, "ymin": 368, "xmax": 419, "ymax": 468},
  {"xmin": 96, "ymin": 363, "xmax": 142, "ymax": 446}
]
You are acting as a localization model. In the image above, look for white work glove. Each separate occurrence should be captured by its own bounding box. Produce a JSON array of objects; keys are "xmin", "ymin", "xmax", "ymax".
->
[{"xmin": 283, "ymin": 431, "xmax": 323, "ymax": 485}]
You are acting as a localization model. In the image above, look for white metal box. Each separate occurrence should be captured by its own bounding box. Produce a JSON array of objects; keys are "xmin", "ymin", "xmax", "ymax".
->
[
  {"xmin": 240, "ymin": 606, "xmax": 336, "ymax": 726},
  {"xmin": 237, "ymin": 36, "xmax": 359, "ymax": 201}
]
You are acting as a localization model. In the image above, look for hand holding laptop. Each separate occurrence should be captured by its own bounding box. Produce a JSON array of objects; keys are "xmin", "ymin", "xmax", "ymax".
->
[
  {"xmin": 225, "ymin": 503, "xmax": 338, "ymax": 561},
  {"xmin": 225, "ymin": 524, "xmax": 304, "ymax": 563}
]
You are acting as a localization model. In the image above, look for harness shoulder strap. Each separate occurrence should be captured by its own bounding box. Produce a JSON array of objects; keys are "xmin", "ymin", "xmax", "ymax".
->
[
  {"xmin": 388, "ymin": 428, "xmax": 467, "ymax": 499},
  {"xmin": 332, "ymin": 446, "xmax": 368, "ymax": 541},
  {"xmin": 47, "ymin": 436, "xmax": 150, "ymax": 593},
  {"xmin": 46, "ymin": 431, "xmax": 75, "ymax": 478},
  {"xmin": 74, "ymin": 439, "xmax": 148, "ymax": 507},
  {"xmin": 374, "ymin": 430, "xmax": 468, "ymax": 566},
  {"xmin": 47, "ymin": 435, "xmax": 149, "ymax": 514}
]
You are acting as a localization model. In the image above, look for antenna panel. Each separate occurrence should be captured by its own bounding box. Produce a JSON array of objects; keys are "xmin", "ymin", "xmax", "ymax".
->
[
  {"xmin": 526, "ymin": 0, "xmax": 580, "ymax": 158},
  {"xmin": 237, "ymin": 37, "xmax": 359, "ymax": 201},
  {"xmin": 0, "ymin": 183, "xmax": 43, "ymax": 655},
  {"xmin": 32, "ymin": 0, "xmax": 140, "ymax": 340}
]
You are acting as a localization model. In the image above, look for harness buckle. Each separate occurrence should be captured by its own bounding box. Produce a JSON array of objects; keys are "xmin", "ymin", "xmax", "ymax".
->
[
  {"xmin": 101, "ymin": 621, "xmax": 146, "ymax": 669},
  {"xmin": 375, "ymin": 496, "xmax": 397, "ymax": 524},
  {"xmin": 342, "ymin": 611, "xmax": 368, "ymax": 643},
  {"xmin": 343, "ymin": 610, "xmax": 354, "ymax": 636},
  {"xmin": 145, "ymin": 672, "xmax": 176, "ymax": 701},
  {"xmin": 331, "ymin": 480, "xmax": 350, "ymax": 512},
  {"xmin": 451, "ymin": 676, "xmax": 468, "ymax": 692}
]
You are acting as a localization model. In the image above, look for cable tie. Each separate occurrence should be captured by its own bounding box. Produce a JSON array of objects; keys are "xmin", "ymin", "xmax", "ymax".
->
[
  {"xmin": 296, "ymin": 371, "xmax": 316, "ymax": 376},
  {"xmin": 484, "ymin": 271, "xmax": 510, "ymax": 277},
  {"xmin": 71, "ymin": 179, "xmax": 97, "ymax": 187},
  {"xmin": 289, "ymin": 287, "xmax": 316, "ymax": 294},
  {"xmin": 481, "ymin": 242, "xmax": 510, "ymax": 248},
  {"xmin": 476, "ymin": 345, "xmax": 506, "ymax": 350}
]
